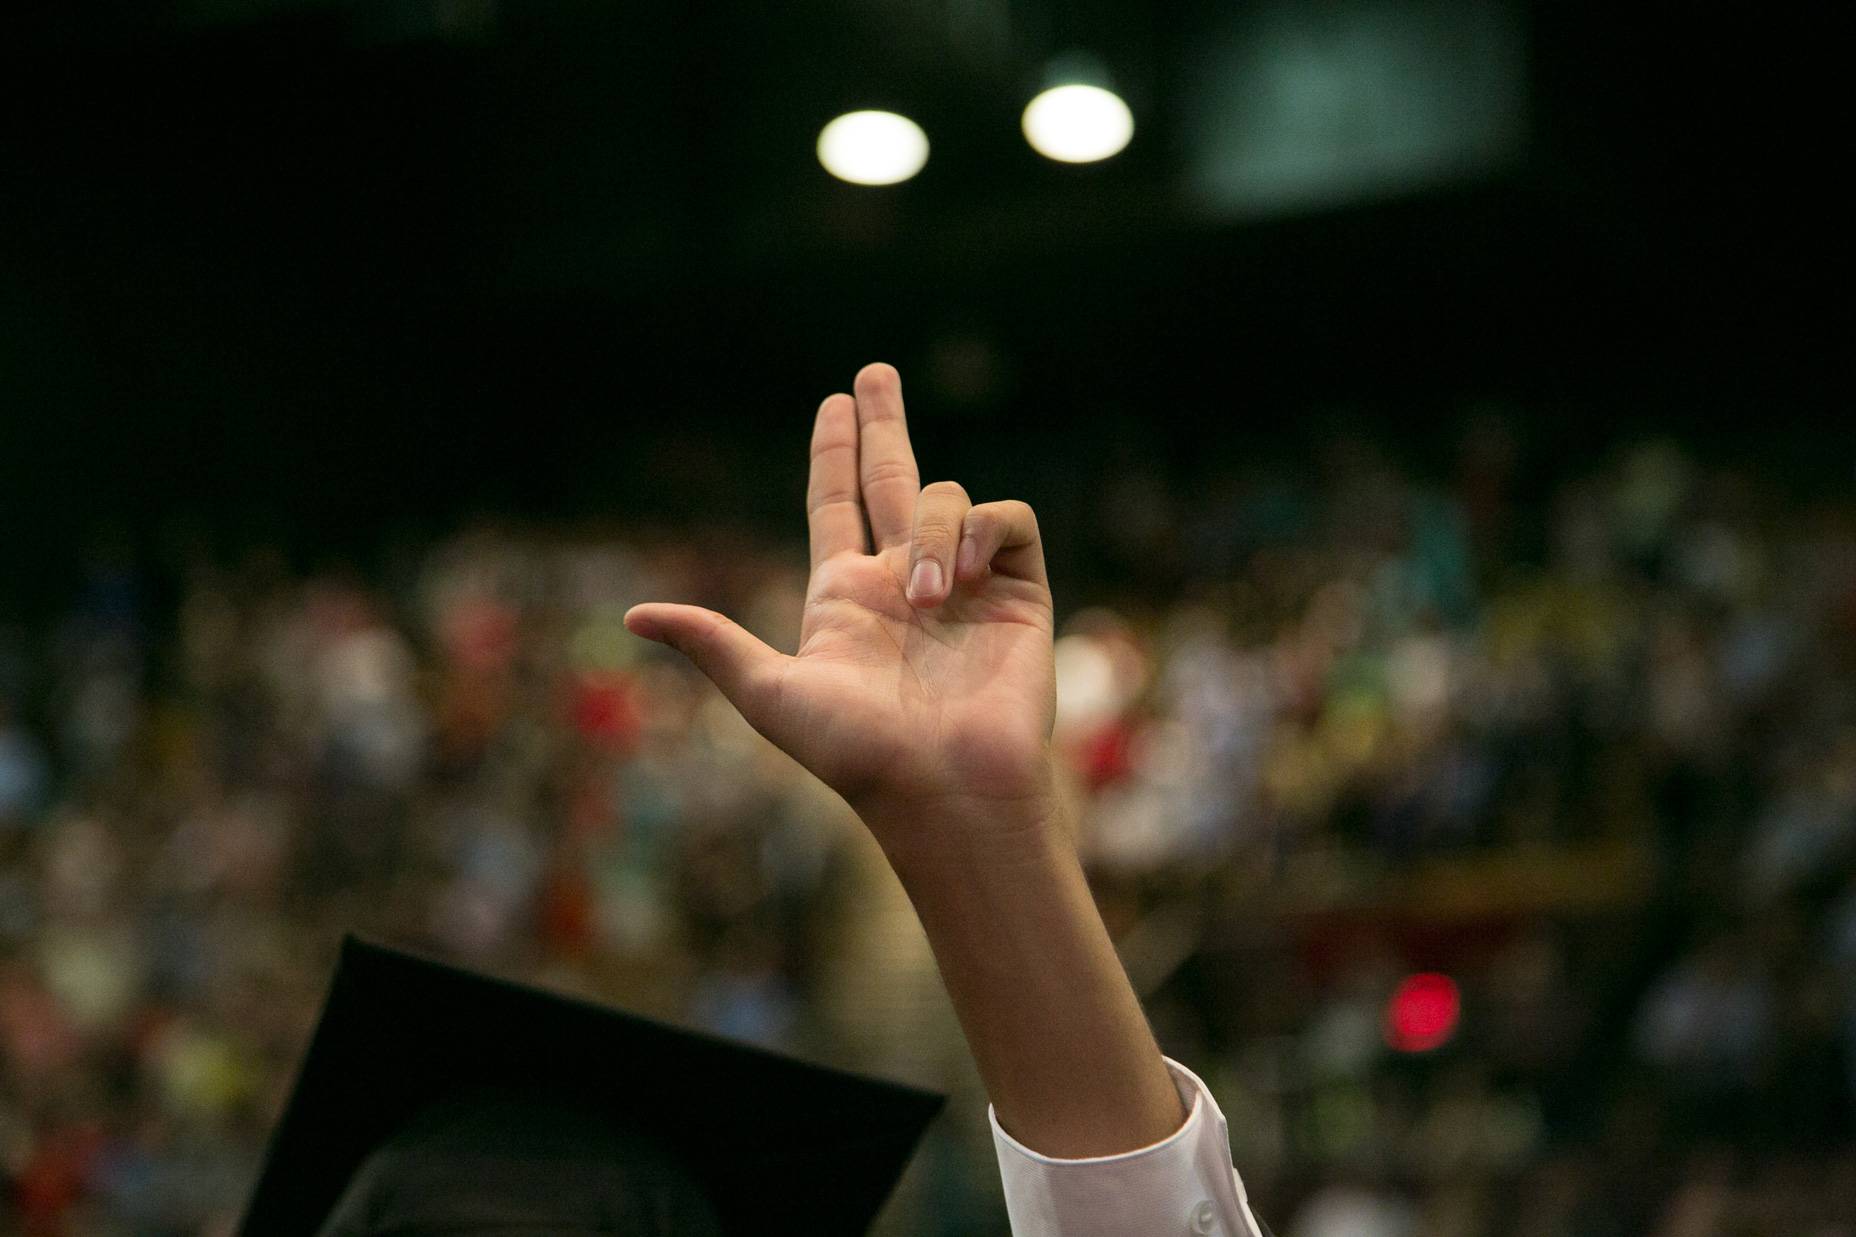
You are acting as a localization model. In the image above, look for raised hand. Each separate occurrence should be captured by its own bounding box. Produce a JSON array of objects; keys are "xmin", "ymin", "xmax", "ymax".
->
[
  {"xmin": 623, "ymin": 364, "xmax": 1057, "ymax": 845},
  {"xmin": 628, "ymin": 364, "xmax": 1191, "ymax": 1162}
]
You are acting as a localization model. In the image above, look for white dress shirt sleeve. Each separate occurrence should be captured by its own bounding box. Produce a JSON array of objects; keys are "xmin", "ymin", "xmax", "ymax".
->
[{"xmin": 989, "ymin": 1057, "xmax": 1266, "ymax": 1237}]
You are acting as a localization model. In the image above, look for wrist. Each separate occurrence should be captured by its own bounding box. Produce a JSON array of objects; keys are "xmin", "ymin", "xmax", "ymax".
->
[{"xmin": 852, "ymin": 766, "xmax": 1072, "ymax": 885}]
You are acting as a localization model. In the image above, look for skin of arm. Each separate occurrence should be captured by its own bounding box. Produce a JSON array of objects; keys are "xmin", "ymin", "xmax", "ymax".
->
[{"xmin": 624, "ymin": 362, "xmax": 1186, "ymax": 1158}]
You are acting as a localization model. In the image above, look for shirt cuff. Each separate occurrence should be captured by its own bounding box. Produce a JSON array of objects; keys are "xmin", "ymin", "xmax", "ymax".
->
[{"xmin": 989, "ymin": 1057, "xmax": 1265, "ymax": 1237}]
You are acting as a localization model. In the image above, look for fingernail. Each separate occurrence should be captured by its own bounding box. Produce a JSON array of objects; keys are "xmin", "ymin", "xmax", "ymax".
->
[
  {"xmin": 908, "ymin": 559, "xmax": 943, "ymax": 602},
  {"xmin": 956, "ymin": 537, "xmax": 977, "ymax": 578}
]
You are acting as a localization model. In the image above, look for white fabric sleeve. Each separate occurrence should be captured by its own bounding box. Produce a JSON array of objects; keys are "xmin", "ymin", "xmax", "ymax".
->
[{"xmin": 989, "ymin": 1057, "xmax": 1266, "ymax": 1237}]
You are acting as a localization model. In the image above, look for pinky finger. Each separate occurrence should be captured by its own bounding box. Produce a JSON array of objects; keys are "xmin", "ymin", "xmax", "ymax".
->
[{"xmin": 956, "ymin": 500, "xmax": 1047, "ymax": 589}]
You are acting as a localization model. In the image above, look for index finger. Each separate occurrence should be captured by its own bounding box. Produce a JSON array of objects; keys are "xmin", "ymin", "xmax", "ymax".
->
[
  {"xmin": 806, "ymin": 393, "xmax": 866, "ymax": 569},
  {"xmin": 853, "ymin": 363, "xmax": 920, "ymax": 549}
]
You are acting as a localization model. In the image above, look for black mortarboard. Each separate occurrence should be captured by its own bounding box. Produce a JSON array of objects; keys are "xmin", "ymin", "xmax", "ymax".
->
[{"xmin": 240, "ymin": 937, "xmax": 945, "ymax": 1236}]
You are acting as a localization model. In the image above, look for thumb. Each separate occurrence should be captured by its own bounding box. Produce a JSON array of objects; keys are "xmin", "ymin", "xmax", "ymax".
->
[{"xmin": 623, "ymin": 603, "xmax": 785, "ymax": 719}]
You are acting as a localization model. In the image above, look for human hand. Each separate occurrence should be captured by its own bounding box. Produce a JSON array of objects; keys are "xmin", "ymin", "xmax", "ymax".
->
[
  {"xmin": 630, "ymin": 366, "xmax": 1189, "ymax": 1164},
  {"xmin": 624, "ymin": 364, "xmax": 1057, "ymax": 852}
]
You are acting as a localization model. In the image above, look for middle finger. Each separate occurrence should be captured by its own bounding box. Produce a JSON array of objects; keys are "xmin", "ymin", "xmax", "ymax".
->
[{"xmin": 853, "ymin": 362, "xmax": 921, "ymax": 549}]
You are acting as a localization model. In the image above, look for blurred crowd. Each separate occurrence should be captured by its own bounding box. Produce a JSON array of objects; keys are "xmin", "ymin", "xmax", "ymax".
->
[{"xmin": 0, "ymin": 431, "xmax": 1852, "ymax": 1235}]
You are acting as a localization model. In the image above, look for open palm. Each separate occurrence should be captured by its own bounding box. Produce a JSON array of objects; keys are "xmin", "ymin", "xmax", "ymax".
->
[{"xmin": 625, "ymin": 364, "xmax": 1057, "ymax": 828}]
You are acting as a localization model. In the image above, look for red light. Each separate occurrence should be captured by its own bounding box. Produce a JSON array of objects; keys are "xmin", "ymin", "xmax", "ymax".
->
[{"xmin": 1385, "ymin": 972, "xmax": 1460, "ymax": 1053}]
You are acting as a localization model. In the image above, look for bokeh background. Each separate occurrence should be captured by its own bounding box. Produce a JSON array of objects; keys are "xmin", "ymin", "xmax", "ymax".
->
[{"xmin": 0, "ymin": 1, "xmax": 1847, "ymax": 1233}]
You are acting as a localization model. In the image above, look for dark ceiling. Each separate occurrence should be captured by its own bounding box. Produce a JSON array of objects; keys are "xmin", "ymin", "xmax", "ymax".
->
[{"xmin": 0, "ymin": 0, "xmax": 1840, "ymax": 591}]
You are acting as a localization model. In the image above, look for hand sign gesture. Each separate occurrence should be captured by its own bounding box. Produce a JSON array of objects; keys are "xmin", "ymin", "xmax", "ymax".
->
[
  {"xmin": 627, "ymin": 364, "xmax": 1194, "ymax": 1166},
  {"xmin": 624, "ymin": 364, "xmax": 1057, "ymax": 845}
]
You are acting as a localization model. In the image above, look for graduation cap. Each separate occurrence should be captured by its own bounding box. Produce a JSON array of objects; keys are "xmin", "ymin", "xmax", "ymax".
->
[{"xmin": 240, "ymin": 937, "xmax": 946, "ymax": 1236}]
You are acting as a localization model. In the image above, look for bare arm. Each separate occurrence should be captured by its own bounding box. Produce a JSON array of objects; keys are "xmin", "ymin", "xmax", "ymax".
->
[
  {"xmin": 624, "ymin": 362, "xmax": 1184, "ymax": 1156},
  {"xmin": 873, "ymin": 792, "xmax": 1185, "ymax": 1155}
]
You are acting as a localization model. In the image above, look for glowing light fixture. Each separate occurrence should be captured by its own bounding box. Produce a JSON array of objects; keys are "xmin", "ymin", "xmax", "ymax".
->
[
  {"xmin": 816, "ymin": 110, "xmax": 929, "ymax": 186},
  {"xmin": 1022, "ymin": 82, "xmax": 1133, "ymax": 163}
]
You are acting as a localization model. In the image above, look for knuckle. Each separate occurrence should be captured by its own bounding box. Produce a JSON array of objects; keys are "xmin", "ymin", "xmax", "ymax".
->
[
  {"xmin": 807, "ymin": 487, "xmax": 859, "ymax": 513},
  {"xmin": 913, "ymin": 517, "xmax": 960, "ymax": 545},
  {"xmin": 861, "ymin": 460, "xmax": 919, "ymax": 486},
  {"xmin": 922, "ymin": 479, "xmax": 969, "ymax": 501}
]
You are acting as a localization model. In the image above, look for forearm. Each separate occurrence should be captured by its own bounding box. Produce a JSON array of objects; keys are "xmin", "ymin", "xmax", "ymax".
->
[{"xmin": 866, "ymin": 792, "xmax": 1187, "ymax": 1159}]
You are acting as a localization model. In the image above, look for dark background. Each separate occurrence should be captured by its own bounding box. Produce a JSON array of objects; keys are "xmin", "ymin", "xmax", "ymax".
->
[
  {"xmin": 0, "ymin": 0, "xmax": 1841, "ymax": 609},
  {"xmin": 0, "ymin": 6, "xmax": 1849, "ymax": 1233}
]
